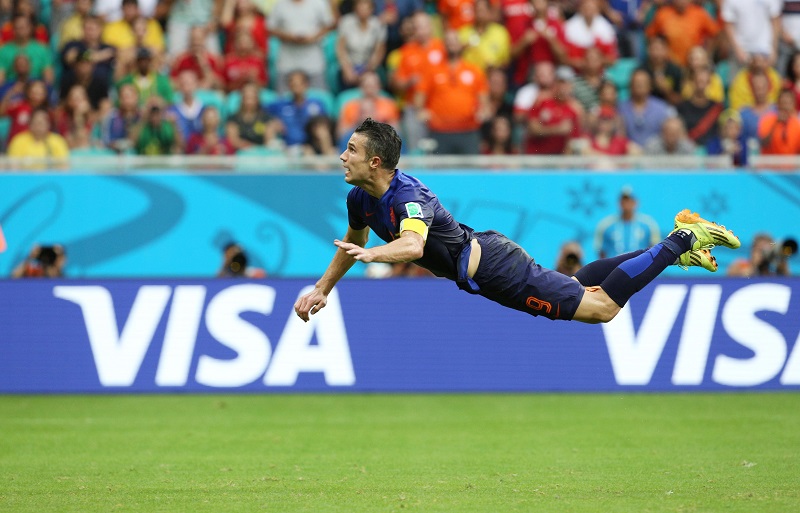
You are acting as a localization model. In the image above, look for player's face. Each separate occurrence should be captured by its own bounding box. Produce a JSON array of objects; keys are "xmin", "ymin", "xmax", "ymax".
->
[{"xmin": 340, "ymin": 133, "xmax": 372, "ymax": 185}]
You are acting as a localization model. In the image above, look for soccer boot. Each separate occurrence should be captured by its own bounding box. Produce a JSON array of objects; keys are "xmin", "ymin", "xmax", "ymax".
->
[
  {"xmin": 673, "ymin": 209, "xmax": 741, "ymax": 250},
  {"xmin": 677, "ymin": 249, "xmax": 718, "ymax": 272}
]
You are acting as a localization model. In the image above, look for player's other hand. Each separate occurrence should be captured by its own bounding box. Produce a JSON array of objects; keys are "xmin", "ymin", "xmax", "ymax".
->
[
  {"xmin": 294, "ymin": 287, "xmax": 328, "ymax": 322},
  {"xmin": 334, "ymin": 239, "xmax": 375, "ymax": 262}
]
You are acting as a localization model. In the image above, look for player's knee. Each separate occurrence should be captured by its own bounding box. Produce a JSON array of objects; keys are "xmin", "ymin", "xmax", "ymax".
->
[{"xmin": 596, "ymin": 302, "xmax": 621, "ymax": 323}]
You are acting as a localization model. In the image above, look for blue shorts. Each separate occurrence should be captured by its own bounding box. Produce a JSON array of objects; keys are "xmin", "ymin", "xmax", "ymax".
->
[{"xmin": 468, "ymin": 231, "xmax": 585, "ymax": 321}]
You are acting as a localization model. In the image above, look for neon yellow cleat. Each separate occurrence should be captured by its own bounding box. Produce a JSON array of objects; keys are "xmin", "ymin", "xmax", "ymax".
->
[
  {"xmin": 673, "ymin": 209, "xmax": 741, "ymax": 250},
  {"xmin": 677, "ymin": 249, "xmax": 718, "ymax": 272}
]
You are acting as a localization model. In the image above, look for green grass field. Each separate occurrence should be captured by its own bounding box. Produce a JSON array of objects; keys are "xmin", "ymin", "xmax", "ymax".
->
[{"xmin": 1, "ymin": 394, "xmax": 799, "ymax": 512}]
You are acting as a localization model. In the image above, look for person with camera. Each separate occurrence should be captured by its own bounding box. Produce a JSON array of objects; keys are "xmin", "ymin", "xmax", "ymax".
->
[
  {"xmin": 216, "ymin": 242, "xmax": 266, "ymax": 278},
  {"xmin": 727, "ymin": 233, "xmax": 795, "ymax": 277},
  {"xmin": 11, "ymin": 244, "xmax": 67, "ymax": 278}
]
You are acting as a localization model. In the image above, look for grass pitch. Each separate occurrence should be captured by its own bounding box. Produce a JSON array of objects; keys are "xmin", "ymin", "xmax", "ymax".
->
[{"xmin": 1, "ymin": 394, "xmax": 798, "ymax": 513}]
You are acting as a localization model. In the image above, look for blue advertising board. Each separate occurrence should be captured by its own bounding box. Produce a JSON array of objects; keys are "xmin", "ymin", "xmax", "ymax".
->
[
  {"xmin": 1, "ymin": 171, "xmax": 799, "ymax": 278},
  {"xmin": 1, "ymin": 277, "xmax": 799, "ymax": 392}
]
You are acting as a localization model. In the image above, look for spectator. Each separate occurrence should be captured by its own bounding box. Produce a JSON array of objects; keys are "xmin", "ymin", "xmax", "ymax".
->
[
  {"xmin": 758, "ymin": 88, "xmax": 800, "ymax": 156},
  {"xmin": 58, "ymin": 0, "xmax": 92, "ymax": 49},
  {"xmin": 781, "ymin": 1, "xmax": 800, "ymax": 74},
  {"xmin": 483, "ymin": 66, "xmax": 513, "ymax": 126},
  {"xmin": 131, "ymin": 99, "xmax": 182, "ymax": 155},
  {"xmin": 785, "ymin": 51, "xmax": 800, "ymax": 109},
  {"xmin": 619, "ymin": 68, "xmax": 674, "ymax": 147},
  {"xmin": 555, "ymin": 240, "xmax": 583, "ymax": 276},
  {"xmin": 268, "ymin": 70, "xmax": 328, "ymax": 148},
  {"xmin": 116, "ymin": 47, "xmax": 174, "ymax": 107},
  {"xmin": 579, "ymin": 105, "xmax": 638, "ymax": 156},
  {"xmin": 509, "ymin": 0, "xmax": 567, "ymax": 88},
  {"xmin": 0, "ymin": 78, "xmax": 50, "ymax": 145},
  {"xmin": 11, "ymin": 244, "xmax": 67, "ymax": 278},
  {"xmin": 100, "ymin": 82, "xmax": 141, "ymax": 153},
  {"xmin": 170, "ymin": 25, "xmax": 224, "ymax": 90},
  {"xmin": 645, "ymin": 0, "xmax": 719, "ymax": 67},
  {"xmin": 727, "ymin": 233, "xmax": 792, "ymax": 277},
  {"xmin": 7, "ymin": 108, "xmax": 70, "ymax": 158},
  {"xmin": 101, "ymin": 0, "xmax": 165, "ymax": 56},
  {"xmin": 0, "ymin": 0, "xmax": 48, "ymax": 44},
  {"xmin": 644, "ymin": 116, "xmax": 695, "ymax": 155},
  {"xmin": 513, "ymin": 60, "xmax": 555, "ymax": 125},
  {"xmin": 59, "ymin": 15, "xmax": 115, "ymax": 108},
  {"xmin": 706, "ymin": 108, "xmax": 749, "ymax": 167},
  {"xmin": 438, "ymin": 0, "xmax": 476, "ymax": 31},
  {"xmin": 721, "ymin": 0, "xmax": 780, "ymax": 82},
  {"xmin": 605, "ymin": 0, "xmax": 646, "ymax": 59},
  {"xmin": 390, "ymin": 12, "xmax": 446, "ymax": 151},
  {"xmin": 481, "ymin": 114, "xmax": 516, "ymax": 154},
  {"xmin": 373, "ymin": 0, "xmax": 423, "ymax": 56},
  {"xmin": 524, "ymin": 65, "xmax": 581, "ymax": 155},
  {"xmin": 268, "ymin": 0, "xmax": 335, "ymax": 93},
  {"xmin": 220, "ymin": 0, "xmax": 267, "ymax": 54},
  {"xmin": 222, "ymin": 31, "xmax": 267, "ymax": 92},
  {"xmin": 415, "ymin": 29, "xmax": 490, "ymax": 155},
  {"xmin": 585, "ymin": 79, "xmax": 624, "ymax": 134},
  {"xmin": 303, "ymin": 114, "xmax": 338, "ymax": 155},
  {"xmin": 458, "ymin": 0, "xmax": 511, "ymax": 71},
  {"xmin": 594, "ymin": 186, "xmax": 660, "ymax": 259},
  {"xmin": 95, "ymin": 0, "xmax": 158, "ymax": 22},
  {"xmin": 167, "ymin": 69, "xmax": 206, "ymax": 142},
  {"xmin": 337, "ymin": 70, "xmax": 400, "ymax": 145},
  {"xmin": 52, "ymin": 84, "xmax": 95, "ymax": 149},
  {"xmin": 162, "ymin": 0, "xmax": 223, "ymax": 59},
  {"xmin": 187, "ymin": 106, "xmax": 235, "ymax": 155},
  {"xmin": 640, "ymin": 34, "xmax": 682, "ymax": 106},
  {"xmin": 0, "ymin": 14, "xmax": 54, "ymax": 86},
  {"xmin": 0, "ymin": 52, "xmax": 31, "ymax": 106},
  {"xmin": 572, "ymin": 45, "xmax": 606, "ymax": 112},
  {"xmin": 226, "ymin": 82, "xmax": 280, "ymax": 151},
  {"xmin": 217, "ymin": 242, "xmax": 266, "ymax": 278},
  {"xmin": 336, "ymin": 0, "xmax": 387, "ymax": 90},
  {"xmin": 112, "ymin": 14, "xmax": 166, "ymax": 78},
  {"xmin": 680, "ymin": 45, "xmax": 724, "ymax": 104},
  {"xmin": 739, "ymin": 72, "xmax": 775, "ymax": 144},
  {"xmin": 677, "ymin": 66, "xmax": 723, "ymax": 148},
  {"xmin": 563, "ymin": 0, "xmax": 618, "ymax": 70},
  {"xmin": 728, "ymin": 53, "xmax": 782, "ymax": 111}
]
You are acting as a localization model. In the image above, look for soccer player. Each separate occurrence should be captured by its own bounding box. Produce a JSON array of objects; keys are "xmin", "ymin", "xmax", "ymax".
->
[{"xmin": 294, "ymin": 119, "xmax": 740, "ymax": 324}]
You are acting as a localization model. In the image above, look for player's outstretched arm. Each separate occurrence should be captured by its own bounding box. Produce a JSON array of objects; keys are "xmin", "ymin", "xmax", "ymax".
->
[
  {"xmin": 294, "ymin": 226, "xmax": 369, "ymax": 322},
  {"xmin": 335, "ymin": 230, "xmax": 424, "ymax": 264}
]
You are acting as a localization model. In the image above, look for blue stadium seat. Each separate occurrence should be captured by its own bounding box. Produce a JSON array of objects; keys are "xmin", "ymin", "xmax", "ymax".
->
[
  {"xmin": 236, "ymin": 146, "xmax": 284, "ymax": 156},
  {"xmin": 0, "ymin": 117, "xmax": 10, "ymax": 151},
  {"xmin": 226, "ymin": 88, "xmax": 280, "ymax": 115},
  {"xmin": 268, "ymin": 36, "xmax": 281, "ymax": 91},
  {"xmin": 194, "ymin": 89, "xmax": 227, "ymax": 118},
  {"xmin": 69, "ymin": 146, "xmax": 117, "ymax": 157},
  {"xmin": 323, "ymin": 31, "xmax": 340, "ymax": 94}
]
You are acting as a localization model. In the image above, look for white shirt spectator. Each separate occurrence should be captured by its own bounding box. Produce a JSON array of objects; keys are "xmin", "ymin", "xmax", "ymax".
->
[
  {"xmin": 94, "ymin": 0, "xmax": 158, "ymax": 22},
  {"xmin": 722, "ymin": 0, "xmax": 782, "ymax": 57},
  {"xmin": 563, "ymin": 10, "xmax": 616, "ymax": 52},
  {"xmin": 782, "ymin": 0, "xmax": 800, "ymax": 48}
]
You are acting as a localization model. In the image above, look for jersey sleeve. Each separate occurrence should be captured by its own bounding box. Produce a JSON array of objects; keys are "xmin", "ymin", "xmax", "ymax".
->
[
  {"xmin": 394, "ymin": 192, "xmax": 434, "ymax": 241},
  {"xmin": 346, "ymin": 188, "xmax": 368, "ymax": 230}
]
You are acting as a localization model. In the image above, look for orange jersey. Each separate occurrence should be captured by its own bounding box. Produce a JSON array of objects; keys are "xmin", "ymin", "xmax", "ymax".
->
[
  {"xmin": 758, "ymin": 113, "xmax": 800, "ymax": 155},
  {"xmin": 394, "ymin": 39, "xmax": 447, "ymax": 103},
  {"xmin": 645, "ymin": 5, "xmax": 719, "ymax": 66},
  {"xmin": 340, "ymin": 97, "xmax": 400, "ymax": 130},
  {"xmin": 439, "ymin": 0, "xmax": 476, "ymax": 30},
  {"xmin": 418, "ymin": 60, "xmax": 489, "ymax": 132}
]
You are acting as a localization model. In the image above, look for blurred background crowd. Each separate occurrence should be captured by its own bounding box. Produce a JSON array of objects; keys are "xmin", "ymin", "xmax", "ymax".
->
[{"xmin": 0, "ymin": 0, "xmax": 799, "ymax": 163}]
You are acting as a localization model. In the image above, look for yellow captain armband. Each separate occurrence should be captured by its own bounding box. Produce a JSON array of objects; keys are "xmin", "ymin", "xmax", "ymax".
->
[{"xmin": 399, "ymin": 218, "xmax": 429, "ymax": 241}]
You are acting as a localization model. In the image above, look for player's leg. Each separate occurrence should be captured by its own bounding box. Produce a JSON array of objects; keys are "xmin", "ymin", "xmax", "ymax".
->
[
  {"xmin": 575, "ymin": 247, "xmax": 718, "ymax": 287},
  {"xmin": 573, "ymin": 210, "xmax": 740, "ymax": 324}
]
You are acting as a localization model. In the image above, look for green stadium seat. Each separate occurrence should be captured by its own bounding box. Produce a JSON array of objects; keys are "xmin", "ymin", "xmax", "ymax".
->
[
  {"xmin": 236, "ymin": 146, "xmax": 285, "ymax": 156},
  {"xmin": 69, "ymin": 146, "xmax": 117, "ymax": 157},
  {"xmin": 268, "ymin": 36, "xmax": 281, "ymax": 91},
  {"xmin": 607, "ymin": 57, "xmax": 639, "ymax": 92}
]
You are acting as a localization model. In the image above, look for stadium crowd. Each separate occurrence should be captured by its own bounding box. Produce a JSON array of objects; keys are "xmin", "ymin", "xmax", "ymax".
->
[{"xmin": 1, "ymin": 0, "xmax": 800, "ymax": 162}]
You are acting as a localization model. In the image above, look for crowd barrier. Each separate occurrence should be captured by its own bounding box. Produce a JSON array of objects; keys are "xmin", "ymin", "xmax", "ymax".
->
[{"xmin": 1, "ymin": 277, "xmax": 799, "ymax": 393}]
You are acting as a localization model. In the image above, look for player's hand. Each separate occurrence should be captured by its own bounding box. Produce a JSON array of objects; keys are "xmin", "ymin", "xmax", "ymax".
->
[
  {"xmin": 334, "ymin": 239, "xmax": 375, "ymax": 262},
  {"xmin": 294, "ymin": 287, "xmax": 328, "ymax": 322}
]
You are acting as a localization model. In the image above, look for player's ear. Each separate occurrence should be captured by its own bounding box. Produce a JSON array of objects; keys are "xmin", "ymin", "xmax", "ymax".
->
[{"xmin": 369, "ymin": 155, "xmax": 382, "ymax": 171}]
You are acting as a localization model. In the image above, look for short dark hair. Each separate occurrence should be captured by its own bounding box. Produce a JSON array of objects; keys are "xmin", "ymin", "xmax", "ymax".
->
[{"xmin": 354, "ymin": 118, "xmax": 401, "ymax": 170}]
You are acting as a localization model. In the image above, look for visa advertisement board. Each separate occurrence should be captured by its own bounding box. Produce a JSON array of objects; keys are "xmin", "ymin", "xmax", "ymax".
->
[{"xmin": 1, "ymin": 278, "xmax": 799, "ymax": 393}]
